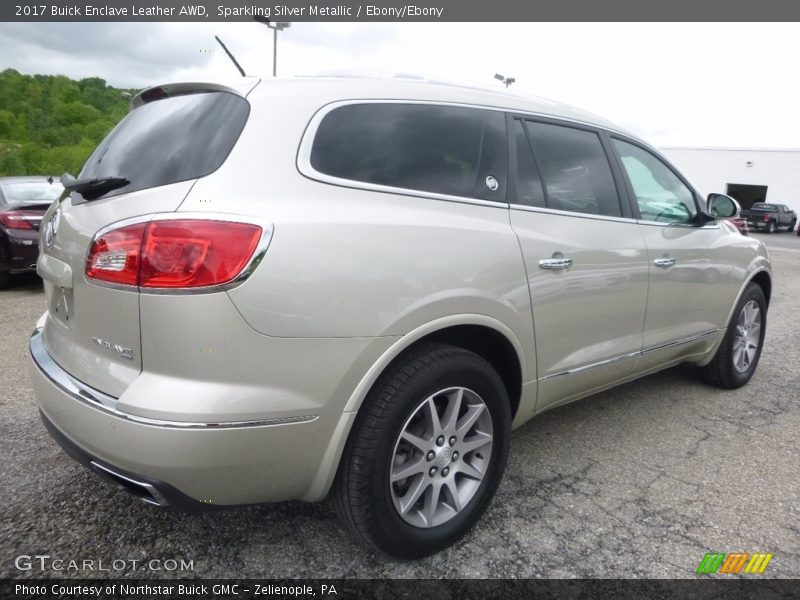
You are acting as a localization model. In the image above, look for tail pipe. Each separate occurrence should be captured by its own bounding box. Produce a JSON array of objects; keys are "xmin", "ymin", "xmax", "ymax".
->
[{"xmin": 90, "ymin": 461, "xmax": 169, "ymax": 507}]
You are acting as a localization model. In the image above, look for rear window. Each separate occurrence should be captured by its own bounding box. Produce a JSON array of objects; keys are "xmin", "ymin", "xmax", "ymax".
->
[
  {"xmin": 309, "ymin": 103, "xmax": 507, "ymax": 201},
  {"xmin": 3, "ymin": 181, "xmax": 63, "ymax": 206},
  {"xmin": 751, "ymin": 204, "xmax": 776, "ymax": 211},
  {"xmin": 78, "ymin": 91, "xmax": 249, "ymax": 200}
]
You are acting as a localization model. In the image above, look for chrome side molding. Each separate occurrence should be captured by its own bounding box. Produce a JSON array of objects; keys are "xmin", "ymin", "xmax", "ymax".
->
[
  {"xmin": 540, "ymin": 329, "xmax": 720, "ymax": 381},
  {"xmin": 30, "ymin": 327, "xmax": 318, "ymax": 430}
]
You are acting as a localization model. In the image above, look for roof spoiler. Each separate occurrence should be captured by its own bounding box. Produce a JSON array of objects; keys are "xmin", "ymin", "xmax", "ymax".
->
[{"xmin": 130, "ymin": 78, "xmax": 260, "ymax": 110}]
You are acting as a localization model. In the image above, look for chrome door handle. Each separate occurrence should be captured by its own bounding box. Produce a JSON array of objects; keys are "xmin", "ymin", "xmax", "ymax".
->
[
  {"xmin": 654, "ymin": 257, "xmax": 676, "ymax": 268},
  {"xmin": 538, "ymin": 258, "xmax": 573, "ymax": 270}
]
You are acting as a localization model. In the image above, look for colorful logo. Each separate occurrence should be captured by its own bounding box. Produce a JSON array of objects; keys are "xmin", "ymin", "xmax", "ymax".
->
[{"xmin": 696, "ymin": 552, "xmax": 773, "ymax": 575}]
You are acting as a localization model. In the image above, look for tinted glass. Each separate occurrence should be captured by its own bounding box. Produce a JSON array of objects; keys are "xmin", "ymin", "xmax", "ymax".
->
[
  {"xmin": 3, "ymin": 181, "xmax": 63, "ymax": 207},
  {"xmin": 513, "ymin": 120, "xmax": 545, "ymax": 208},
  {"xmin": 310, "ymin": 103, "xmax": 507, "ymax": 201},
  {"xmin": 612, "ymin": 139, "xmax": 697, "ymax": 224},
  {"xmin": 526, "ymin": 122, "xmax": 621, "ymax": 217},
  {"xmin": 79, "ymin": 92, "xmax": 249, "ymax": 200},
  {"xmin": 751, "ymin": 204, "xmax": 776, "ymax": 211}
]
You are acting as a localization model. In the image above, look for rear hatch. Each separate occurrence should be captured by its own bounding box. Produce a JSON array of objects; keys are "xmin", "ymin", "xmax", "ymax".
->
[{"xmin": 38, "ymin": 80, "xmax": 256, "ymax": 397}]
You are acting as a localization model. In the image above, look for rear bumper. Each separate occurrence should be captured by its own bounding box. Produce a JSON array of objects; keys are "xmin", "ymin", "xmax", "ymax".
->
[
  {"xmin": 747, "ymin": 221, "xmax": 772, "ymax": 229},
  {"xmin": 29, "ymin": 327, "xmax": 359, "ymax": 506},
  {"xmin": 39, "ymin": 409, "xmax": 214, "ymax": 511}
]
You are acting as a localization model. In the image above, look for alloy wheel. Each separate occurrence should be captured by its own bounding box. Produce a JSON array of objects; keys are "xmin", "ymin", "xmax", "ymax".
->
[
  {"xmin": 733, "ymin": 300, "xmax": 762, "ymax": 373},
  {"xmin": 389, "ymin": 387, "xmax": 493, "ymax": 528}
]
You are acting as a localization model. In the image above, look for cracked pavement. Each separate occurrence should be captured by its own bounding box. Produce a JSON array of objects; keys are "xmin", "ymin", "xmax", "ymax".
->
[{"xmin": 1, "ymin": 251, "xmax": 797, "ymax": 579}]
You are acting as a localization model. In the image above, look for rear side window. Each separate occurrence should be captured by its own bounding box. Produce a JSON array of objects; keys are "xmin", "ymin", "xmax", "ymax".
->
[
  {"xmin": 513, "ymin": 120, "xmax": 545, "ymax": 208},
  {"xmin": 79, "ymin": 92, "xmax": 249, "ymax": 200},
  {"xmin": 310, "ymin": 103, "xmax": 507, "ymax": 201},
  {"xmin": 525, "ymin": 121, "xmax": 622, "ymax": 217}
]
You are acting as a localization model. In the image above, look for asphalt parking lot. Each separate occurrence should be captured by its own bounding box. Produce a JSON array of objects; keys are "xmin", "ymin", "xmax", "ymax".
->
[{"xmin": 1, "ymin": 245, "xmax": 798, "ymax": 580}]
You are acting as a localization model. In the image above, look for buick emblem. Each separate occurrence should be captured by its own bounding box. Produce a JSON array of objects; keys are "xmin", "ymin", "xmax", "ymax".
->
[{"xmin": 45, "ymin": 207, "xmax": 61, "ymax": 249}]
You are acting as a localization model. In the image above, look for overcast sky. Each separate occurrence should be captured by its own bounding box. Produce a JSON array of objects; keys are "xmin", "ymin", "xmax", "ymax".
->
[{"xmin": 1, "ymin": 22, "xmax": 799, "ymax": 148}]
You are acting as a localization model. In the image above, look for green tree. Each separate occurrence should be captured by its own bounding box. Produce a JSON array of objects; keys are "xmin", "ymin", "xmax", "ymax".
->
[{"xmin": 0, "ymin": 69, "xmax": 138, "ymax": 176}]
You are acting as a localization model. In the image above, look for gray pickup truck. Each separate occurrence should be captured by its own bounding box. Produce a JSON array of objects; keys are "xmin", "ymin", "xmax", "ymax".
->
[{"xmin": 742, "ymin": 203, "xmax": 797, "ymax": 233}]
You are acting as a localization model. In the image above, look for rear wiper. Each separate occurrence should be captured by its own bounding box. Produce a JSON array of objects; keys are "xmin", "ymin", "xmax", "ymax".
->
[{"xmin": 61, "ymin": 173, "xmax": 130, "ymax": 201}]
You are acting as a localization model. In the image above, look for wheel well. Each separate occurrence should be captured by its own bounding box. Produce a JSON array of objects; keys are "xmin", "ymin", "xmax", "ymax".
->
[
  {"xmin": 418, "ymin": 325, "xmax": 523, "ymax": 420},
  {"xmin": 751, "ymin": 271, "xmax": 772, "ymax": 307}
]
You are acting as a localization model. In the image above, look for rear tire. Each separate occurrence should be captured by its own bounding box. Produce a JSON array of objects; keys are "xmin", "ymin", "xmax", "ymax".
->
[
  {"xmin": 767, "ymin": 221, "xmax": 776, "ymax": 233},
  {"xmin": 332, "ymin": 342, "xmax": 511, "ymax": 558},
  {"xmin": 701, "ymin": 283, "xmax": 766, "ymax": 389}
]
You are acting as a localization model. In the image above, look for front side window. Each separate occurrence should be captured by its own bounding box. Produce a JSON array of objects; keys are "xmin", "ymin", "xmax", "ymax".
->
[
  {"xmin": 524, "ymin": 121, "xmax": 622, "ymax": 217},
  {"xmin": 310, "ymin": 103, "xmax": 507, "ymax": 201},
  {"xmin": 612, "ymin": 139, "xmax": 697, "ymax": 224}
]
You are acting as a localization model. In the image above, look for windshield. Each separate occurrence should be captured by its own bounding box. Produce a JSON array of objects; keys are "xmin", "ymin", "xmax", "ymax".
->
[
  {"xmin": 3, "ymin": 181, "xmax": 63, "ymax": 207},
  {"xmin": 78, "ymin": 91, "xmax": 249, "ymax": 200}
]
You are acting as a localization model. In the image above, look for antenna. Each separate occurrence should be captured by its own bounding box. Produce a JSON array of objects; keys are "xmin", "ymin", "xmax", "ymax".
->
[{"xmin": 214, "ymin": 35, "xmax": 247, "ymax": 77}]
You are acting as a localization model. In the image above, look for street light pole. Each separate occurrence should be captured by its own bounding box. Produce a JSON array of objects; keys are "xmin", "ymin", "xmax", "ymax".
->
[
  {"xmin": 254, "ymin": 18, "xmax": 291, "ymax": 77},
  {"xmin": 272, "ymin": 26, "xmax": 278, "ymax": 77},
  {"xmin": 494, "ymin": 73, "xmax": 516, "ymax": 88}
]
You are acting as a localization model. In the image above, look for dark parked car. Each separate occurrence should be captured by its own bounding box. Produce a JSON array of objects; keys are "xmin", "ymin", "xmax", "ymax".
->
[
  {"xmin": 0, "ymin": 176, "xmax": 62, "ymax": 287},
  {"xmin": 744, "ymin": 203, "xmax": 796, "ymax": 233}
]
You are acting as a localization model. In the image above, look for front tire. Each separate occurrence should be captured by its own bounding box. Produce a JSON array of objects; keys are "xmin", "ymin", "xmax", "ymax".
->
[
  {"xmin": 701, "ymin": 283, "xmax": 767, "ymax": 389},
  {"xmin": 332, "ymin": 343, "xmax": 511, "ymax": 558}
]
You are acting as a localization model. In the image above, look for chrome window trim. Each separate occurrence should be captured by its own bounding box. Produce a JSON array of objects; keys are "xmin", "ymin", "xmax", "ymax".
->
[
  {"xmin": 30, "ymin": 328, "xmax": 317, "ymax": 429},
  {"xmin": 511, "ymin": 204, "xmax": 720, "ymax": 229},
  {"xmin": 636, "ymin": 220, "xmax": 721, "ymax": 230},
  {"xmin": 509, "ymin": 203, "xmax": 639, "ymax": 225},
  {"xmin": 84, "ymin": 211, "xmax": 274, "ymax": 295},
  {"xmin": 539, "ymin": 329, "xmax": 721, "ymax": 381},
  {"xmin": 296, "ymin": 99, "xmax": 632, "ymax": 210}
]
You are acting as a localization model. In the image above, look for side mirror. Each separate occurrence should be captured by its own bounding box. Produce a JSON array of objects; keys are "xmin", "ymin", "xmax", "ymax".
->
[{"xmin": 707, "ymin": 193, "xmax": 740, "ymax": 219}]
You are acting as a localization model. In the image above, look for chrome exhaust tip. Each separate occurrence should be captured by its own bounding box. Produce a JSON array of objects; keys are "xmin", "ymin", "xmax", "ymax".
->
[{"xmin": 90, "ymin": 461, "xmax": 169, "ymax": 507}]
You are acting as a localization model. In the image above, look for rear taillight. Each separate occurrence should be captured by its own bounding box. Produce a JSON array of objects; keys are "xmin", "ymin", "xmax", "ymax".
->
[
  {"xmin": 86, "ymin": 219, "xmax": 263, "ymax": 289},
  {"xmin": 763, "ymin": 215, "xmax": 770, "ymax": 222},
  {"xmin": 0, "ymin": 210, "xmax": 36, "ymax": 230},
  {"xmin": 86, "ymin": 223, "xmax": 146, "ymax": 286},
  {"xmin": 140, "ymin": 220, "xmax": 261, "ymax": 288}
]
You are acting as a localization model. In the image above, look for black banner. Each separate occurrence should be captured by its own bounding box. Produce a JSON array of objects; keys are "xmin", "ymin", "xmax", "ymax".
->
[
  {"xmin": 3, "ymin": 579, "xmax": 800, "ymax": 600},
  {"xmin": 2, "ymin": 0, "xmax": 800, "ymax": 22}
]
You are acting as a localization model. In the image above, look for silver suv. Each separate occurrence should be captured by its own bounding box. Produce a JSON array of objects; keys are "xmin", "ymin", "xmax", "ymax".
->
[{"xmin": 30, "ymin": 76, "xmax": 771, "ymax": 558}]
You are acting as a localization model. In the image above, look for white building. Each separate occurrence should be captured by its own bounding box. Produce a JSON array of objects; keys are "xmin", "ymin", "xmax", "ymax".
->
[{"xmin": 661, "ymin": 147, "xmax": 800, "ymax": 214}]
